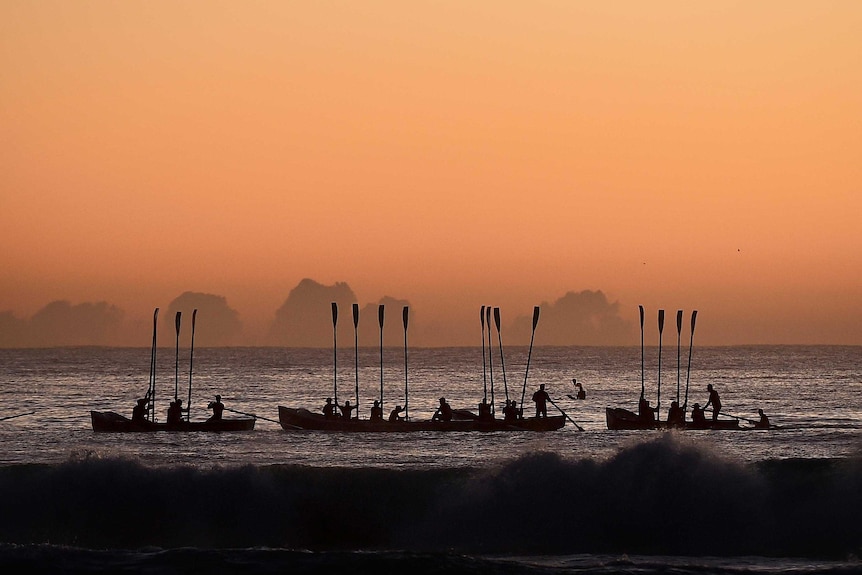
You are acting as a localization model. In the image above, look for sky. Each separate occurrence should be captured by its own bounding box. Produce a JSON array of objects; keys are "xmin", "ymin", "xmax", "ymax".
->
[{"xmin": 2, "ymin": 1, "xmax": 861, "ymax": 346}]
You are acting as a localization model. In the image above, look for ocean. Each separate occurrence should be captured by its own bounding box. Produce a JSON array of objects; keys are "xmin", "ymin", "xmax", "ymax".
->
[{"xmin": 0, "ymin": 345, "xmax": 860, "ymax": 574}]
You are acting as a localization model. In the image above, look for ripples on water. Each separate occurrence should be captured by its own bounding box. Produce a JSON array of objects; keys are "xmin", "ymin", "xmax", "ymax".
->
[{"xmin": 0, "ymin": 346, "xmax": 860, "ymax": 572}]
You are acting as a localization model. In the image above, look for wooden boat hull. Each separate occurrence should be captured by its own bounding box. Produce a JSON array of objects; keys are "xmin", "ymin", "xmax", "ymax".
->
[
  {"xmin": 278, "ymin": 406, "xmax": 566, "ymax": 432},
  {"xmin": 605, "ymin": 407, "xmax": 741, "ymax": 431},
  {"xmin": 90, "ymin": 411, "xmax": 255, "ymax": 432}
]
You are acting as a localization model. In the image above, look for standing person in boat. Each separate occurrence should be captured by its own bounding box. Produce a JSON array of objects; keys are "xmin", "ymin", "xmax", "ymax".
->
[
  {"xmin": 703, "ymin": 384, "xmax": 722, "ymax": 421},
  {"xmin": 322, "ymin": 398, "xmax": 337, "ymax": 419},
  {"xmin": 755, "ymin": 408, "xmax": 771, "ymax": 429},
  {"xmin": 666, "ymin": 400, "xmax": 685, "ymax": 428},
  {"xmin": 389, "ymin": 405, "xmax": 405, "ymax": 422},
  {"xmin": 370, "ymin": 400, "xmax": 383, "ymax": 421},
  {"xmin": 477, "ymin": 397, "xmax": 492, "ymax": 421},
  {"xmin": 432, "ymin": 397, "xmax": 453, "ymax": 422},
  {"xmin": 339, "ymin": 399, "xmax": 355, "ymax": 420},
  {"xmin": 532, "ymin": 384, "xmax": 551, "ymax": 417},
  {"xmin": 690, "ymin": 403, "xmax": 707, "ymax": 427},
  {"xmin": 167, "ymin": 398, "xmax": 185, "ymax": 425},
  {"xmin": 207, "ymin": 394, "xmax": 225, "ymax": 422}
]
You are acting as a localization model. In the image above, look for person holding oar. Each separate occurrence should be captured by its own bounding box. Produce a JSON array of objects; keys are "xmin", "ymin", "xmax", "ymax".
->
[{"xmin": 703, "ymin": 384, "xmax": 722, "ymax": 421}]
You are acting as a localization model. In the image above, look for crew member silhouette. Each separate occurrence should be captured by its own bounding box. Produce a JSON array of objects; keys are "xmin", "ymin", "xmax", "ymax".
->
[
  {"xmin": 370, "ymin": 400, "xmax": 383, "ymax": 421},
  {"xmin": 704, "ymin": 384, "xmax": 722, "ymax": 421},
  {"xmin": 322, "ymin": 397, "xmax": 336, "ymax": 418},
  {"xmin": 339, "ymin": 400, "xmax": 354, "ymax": 420},
  {"xmin": 167, "ymin": 398, "xmax": 185, "ymax": 425},
  {"xmin": 755, "ymin": 408, "xmax": 770, "ymax": 429},
  {"xmin": 389, "ymin": 405, "xmax": 405, "ymax": 422},
  {"xmin": 532, "ymin": 384, "xmax": 550, "ymax": 418},
  {"xmin": 503, "ymin": 399, "xmax": 519, "ymax": 423},
  {"xmin": 132, "ymin": 397, "xmax": 149, "ymax": 423},
  {"xmin": 666, "ymin": 400, "xmax": 685, "ymax": 428},
  {"xmin": 477, "ymin": 397, "xmax": 492, "ymax": 421},
  {"xmin": 638, "ymin": 394, "xmax": 657, "ymax": 423},
  {"xmin": 691, "ymin": 402, "xmax": 706, "ymax": 427},
  {"xmin": 432, "ymin": 397, "xmax": 453, "ymax": 422},
  {"xmin": 207, "ymin": 394, "xmax": 224, "ymax": 421}
]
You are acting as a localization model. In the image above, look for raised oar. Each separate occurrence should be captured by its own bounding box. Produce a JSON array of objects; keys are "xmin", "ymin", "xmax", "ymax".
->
[
  {"xmin": 353, "ymin": 303, "xmax": 360, "ymax": 418},
  {"xmin": 224, "ymin": 407, "xmax": 280, "ymax": 425},
  {"xmin": 0, "ymin": 411, "xmax": 35, "ymax": 422},
  {"xmin": 378, "ymin": 304, "xmax": 385, "ymax": 408},
  {"xmin": 494, "ymin": 307, "xmax": 509, "ymax": 403},
  {"xmin": 547, "ymin": 397, "xmax": 584, "ymax": 431},
  {"xmin": 486, "ymin": 305, "xmax": 495, "ymax": 415},
  {"xmin": 174, "ymin": 311, "xmax": 181, "ymax": 402},
  {"xmin": 639, "ymin": 305, "xmax": 645, "ymax": 399},
  {"xmin": 676, "ymin": 309, "xmax": 683, "ymax": 404},
  {"xmin": 403, "ymin": 305, "xmax": 409, "ymax": 420},
  {"xmin": 480, "ymin": 306, "xmax": 487, "ymax": 404},
  {"xmin": 331, "ymin": 302, "xmax": 338, "ymax": 406},
  {"xmin": 187, "ymin": 308, "xmax": 197, "ymax": 421},
  {"xmin": 657, "ymin": 309, "xmax": 665, "ymax": 420},
  {"xmin": 149, "ymin": 308, "xmax": 159, "ymax": 422},
  {"xmin": 520, "ymin": 306, "xmax": 541, "ymax": 412},
  {"xmin": 683, "ymin": 310, "xmax": 698, "ymax": 410}
]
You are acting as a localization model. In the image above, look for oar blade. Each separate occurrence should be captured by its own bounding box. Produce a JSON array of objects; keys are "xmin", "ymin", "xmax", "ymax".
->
[
  {"xmin": 402, "ymin": 305, "xmax": 409, "ymax": 330},
  {"xmin": 378, "ymin": 304, "xmax": 385, "ymax": 327},
  {"xmin": 676, "ymin": 309, "xmax": 683, "ymax": 334},
  {"xmin": 331, "ymin": 302, "xmax": 338, "ymax": 326},
  {"xmin": 658, "ymin": 309, "xmax": 665, "ymax": 333},
  {"xmin": 480, "ymin": 305, "xmax": 485, "ymax": 328},
  {"xmin": 639, "ymin": 305, "xmax": 644, "ymax": 328},
  {"xmin": 691, "ymin": 310, "xmax": 698, "ymax": 332},
  {"xmin": 353, "ymin": 303, "xmax": 359, "ymax": 327},
  {"xmin": 494, "ymin": 307, "xmax": 501, "ymax": 331},
  {"xmin": 532, "ymin": 305, "xmax": 540, "ymax": 330},
  {"xmin": 175, "ymin": 311, "xmax": 181, "ymax": 334}
]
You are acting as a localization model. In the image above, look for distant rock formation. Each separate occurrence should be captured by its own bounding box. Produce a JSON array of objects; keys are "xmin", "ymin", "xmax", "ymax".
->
[
  {"xmin": 268, "ymin": 279, "xmax": 358, "ymax": 347},
  {"xmin": 164, "ymin": 292, "xmax": 243, "ymax": 347}
]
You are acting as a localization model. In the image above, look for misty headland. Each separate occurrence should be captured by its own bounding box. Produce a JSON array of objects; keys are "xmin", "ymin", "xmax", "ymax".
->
[{"xmin": 0, "ymin": 278, "xmax": 630, "ymax": 348}]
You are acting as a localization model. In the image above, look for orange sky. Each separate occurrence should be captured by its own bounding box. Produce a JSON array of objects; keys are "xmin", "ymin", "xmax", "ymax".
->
[{"xmin": 2, "ymin": 1, "xmax": 861, "ymax": 346}]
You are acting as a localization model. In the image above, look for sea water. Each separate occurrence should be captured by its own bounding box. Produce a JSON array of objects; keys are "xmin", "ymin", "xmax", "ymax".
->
[{"xmin": 0, "ymin": 346, "xmax": 860, "ymax": 573}]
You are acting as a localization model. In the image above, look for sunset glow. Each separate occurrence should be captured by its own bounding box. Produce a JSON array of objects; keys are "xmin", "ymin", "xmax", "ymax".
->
[{"xmin": 2, "ymin": 1, "xmax": 861, "ymax": 346}]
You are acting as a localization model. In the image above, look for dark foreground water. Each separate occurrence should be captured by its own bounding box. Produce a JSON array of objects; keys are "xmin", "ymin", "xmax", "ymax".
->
[{"xmin": 0, "ymin": 345, "xmax": 860, "ymax": 573}]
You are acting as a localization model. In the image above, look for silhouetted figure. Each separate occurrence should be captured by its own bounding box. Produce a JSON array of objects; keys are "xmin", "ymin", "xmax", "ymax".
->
[
  {"xmin": 389, "ymin": 405, "xmax": 405, "ymax": 422},
  {"xmin": 502, "ymin": 400, "xmax": 519, "ymax": 423},
  {"xmin": 691, "ymin": 403, "xmax": 706, "ymax": 427},
  {"xmin": 477, "ymin": 398, "xmax": 492, "ymax": 421},
  {"xmin": 755, "ymin": 408, "xmax": 771, "ymax": 429},
  {"xmin": 167, "ymin": 398, "xmax": 185, "ymax": 425},
  {"xmin": 339, "ymin": 400, "xmax": 354, "ymax": 420},
  {"xmin": 322, "ymin": 398, "xmax": 336, "ymax": 418},
  {"xmin": 638, "ymin": 394, "xmax": 657, "ymax": 423},
  {"xmin": 207, "ymin": 394, "xmax": 224, "ymax": 421},
  {"xmin": 574, "ymin": 379, "xmax": 586, "ymax": 400},
  {"xmin": 666, "ymin": 400, "xmax": 685, "ymax": 428},
  {"xmin": 432, "ymin": 397, "xmax": 453, "ymax": 422},
  {"xmin": 370, "ymin": 400, "xmax": 383, "ymax": 421},
  {"xmin": 532, "ymin": 384, "xmax": 550, "ymax": 417},
  {"xmin": 131, "ymin": 397, "xmax": 149, "ymax": 423},
  {"xmin": 704, "ymin": 384, "xmax": 722, "ymax": 421}
]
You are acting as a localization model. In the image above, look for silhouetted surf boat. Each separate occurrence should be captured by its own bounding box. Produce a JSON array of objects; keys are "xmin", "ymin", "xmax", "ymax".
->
[
  {"xmin": 90, "ymin": 410, "xmax": 255, "ymax": 432},
  {"xmin": 604, "ymin": 407, "xmax": 741, "ymax": 431},
  {"xmin": 278, "ymin": 406, "xmax": 566, "ymax": 432}
]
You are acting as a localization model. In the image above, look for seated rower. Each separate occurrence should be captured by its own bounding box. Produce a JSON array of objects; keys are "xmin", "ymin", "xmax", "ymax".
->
[
  {"xmin": 432, "ymin": 397, "xmax": 453, "ymax": 422},
  {"xmin": 755, "ymin": 408, "xmax": 771, "ymax": 429},
  {"xmin": 389, "ymin": 405, "xmax": 405, "ymax": 422}
]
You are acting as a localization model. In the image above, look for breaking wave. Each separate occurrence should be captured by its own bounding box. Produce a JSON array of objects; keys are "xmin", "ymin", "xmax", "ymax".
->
[{"xmin": 1, "ymin": 434, "xmax": 860, "ymax": 559}]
